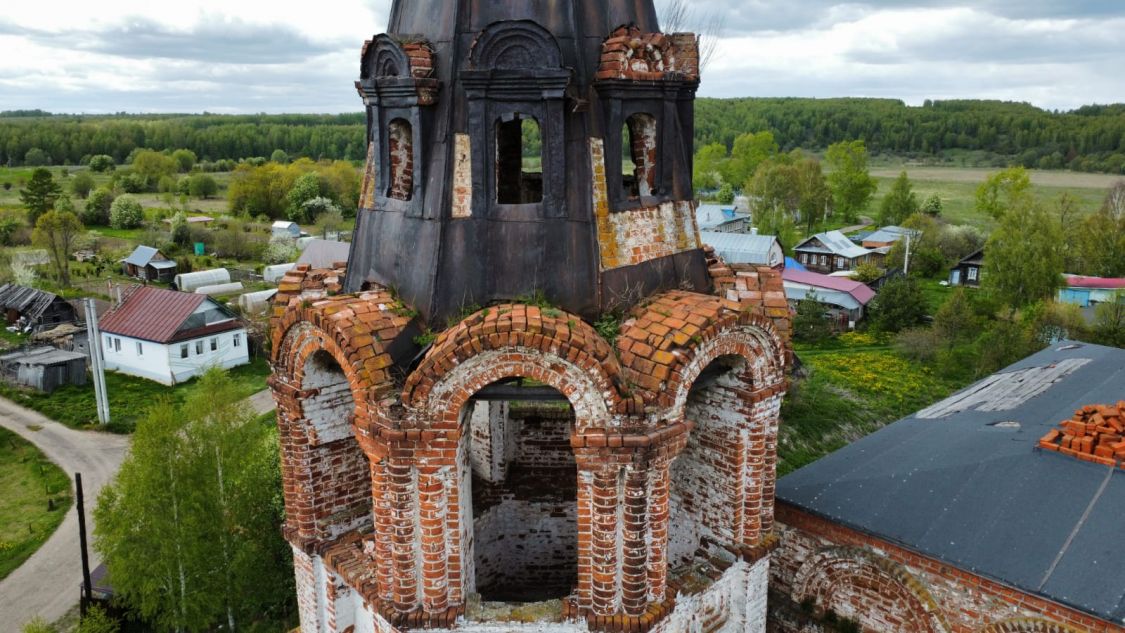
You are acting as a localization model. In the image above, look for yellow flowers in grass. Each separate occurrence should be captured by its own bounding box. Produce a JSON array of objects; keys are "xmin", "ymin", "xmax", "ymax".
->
[{"xmin": 807, "ymin": 349, "xmax": 952, "ymax": 410}]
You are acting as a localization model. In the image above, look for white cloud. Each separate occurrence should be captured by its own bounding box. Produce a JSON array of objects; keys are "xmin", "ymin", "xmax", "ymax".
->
[{"xmin": 0, "ymin": 1, "xmax": 1121, "ymax": 113}]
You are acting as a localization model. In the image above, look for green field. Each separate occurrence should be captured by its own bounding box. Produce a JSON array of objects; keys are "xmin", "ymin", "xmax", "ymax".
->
[
  {"xmin": 869, "ymin": 166, "xmax": 1119, "ymax": 232},
  {"xmin": 779, "ymin": 333, "xmax": 968, "ymax": 475},
  {"xmin": 0, "ymin": 357, "xmax": 272, "ymax": 433},
  {"xmin": 0, "ymin": 426, "xmax": 72, "ymax": 580}
]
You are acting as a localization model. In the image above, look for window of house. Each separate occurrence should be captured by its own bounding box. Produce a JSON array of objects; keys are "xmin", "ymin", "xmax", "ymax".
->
[
  {"xmin": 621, "ymin": 113, "xmax": 657, "ymax": 199},
  {"xmin": 181, "ymin": 344, "xmax": 188, "ymax": 359},
  {"xmin": 136, "ymin": 342, "xmax": 143, "ymax": 356},
  {"xmin": 495, "ymin": 114, "xmax": 542, "ymax": 204},
  {"xmin": 836, "ymin": 257, "xmax": 845, "ymax": 269},
  {"xmin": 196, "ymin": 341, "xmax": 203, "ymax": 355},
  {"xmin": 210, "ymin": 338, "xmax": 218, "ymax": 352},
  {"xmin": 105, "ymin": 336, "xmax": 112, "ymax": 352},
  {"xmin": 233, "ymin": 334, "xmax": 241, "ymax": 348},
  {"xmin": 114, "ymin": 338, "xmax": 121, "ymax": 352},
  {"xmin": 820, "ymin": 255, "xmax": 828, "ymax": 267},
  {"xmin": 386, "ymin": 118, "xmax": 414, "ymax": 201},
  {"xmin": 968, "ymin": 267, "xmax": 978, "ymax": 281}
]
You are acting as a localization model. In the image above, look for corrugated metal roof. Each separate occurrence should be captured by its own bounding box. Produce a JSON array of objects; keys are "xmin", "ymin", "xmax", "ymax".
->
[
  {"xmin": 862, "ymin": 226, "xmax": 916, "ymax": 244},
  {"xmin": 795, "ymin": 231, "xmax": 871, "ymax": 259},
  {"xmin": 99, "ymin": 287, "xmax": 207, "ymax": 343},
  {"xmin": 782, "ymin": 268, "xmax": 876, "ymax": 305},
  {"xmin": 696, "ymin": 205, "xmax": 742, "ymax": 230},
  {"xmin": 123, "ymin": 245, "xmax": 160, "ymax": 267},
  {"xmin": 778, "ymin": 343, "xmax": 1125, "ymax": 625},
  {"xmin": 699, "ymin": 231, "xmax": 781, "ymax": 266},
  {"xmin": 0, "ymin": 284, "xmax": 66, "ymax": 322}
]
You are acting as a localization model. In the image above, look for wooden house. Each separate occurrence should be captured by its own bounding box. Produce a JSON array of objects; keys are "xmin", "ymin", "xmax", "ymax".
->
[{"xmin": 950, "ymin": 249, "xmax": 985, "ymax": 287}]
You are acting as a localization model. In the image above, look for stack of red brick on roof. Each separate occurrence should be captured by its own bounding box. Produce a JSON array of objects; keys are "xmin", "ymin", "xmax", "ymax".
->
[
  {"xmin": 1039, "ymin": 402, "xmax": 1125, "ymax": 467},
  {"xmin": 703, "ymin": 244, "xmax": 793, "ymax": 360}
]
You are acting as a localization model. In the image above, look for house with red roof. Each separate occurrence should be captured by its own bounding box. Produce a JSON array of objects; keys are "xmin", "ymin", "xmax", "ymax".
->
[
  {"xmin": 782, "ymin": 268, "xmax": 877, "ymax": 330},
  {"xmin": 1058, "ymin": 274, "xmax": 1125, "ymax": 308},
  {"xmin": 98, "ymin": 286, "xmax": 249, "ymax": 385}
]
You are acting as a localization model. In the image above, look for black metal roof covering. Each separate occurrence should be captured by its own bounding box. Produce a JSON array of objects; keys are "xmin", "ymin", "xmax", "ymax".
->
[
  {"xmin": 345, "ymin": 0, "xmax": 708, "ymax": 325},
  {"xmin": 777, "ymin": 342, "xmax": 1125, "ymax": 626}
]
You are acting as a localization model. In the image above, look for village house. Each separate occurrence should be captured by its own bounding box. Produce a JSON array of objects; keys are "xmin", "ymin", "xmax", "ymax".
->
[
  {"xmin": 782, "ymin": 268, "xmax": 875, "ymax": 329},
  {"xmin": 949, "ymin": 248, "xmax": 985, "ymax": 287},
  {"xmin": 792, "ymin": 231, "xmax": 874, "ymax": 274},
  {"xmin": 771, "ymin": 342, "xmax": 1125, "ymax": 633},
  {"xmin": 1058, "ymin": 274, "xmax": 1125, "ymax": 308},
  {"xmin": 162, "ymin": 215, "xmax": 214, "ymax": 228},
  {"xmin": 0, "ymin": 283, "xmax": 78, "ymax": 333},
  {"xmin": 121, "ymin": 245, "xmax": 177, "ymax": 283},
  {"xmin": 695, "ymin": 203, "xmax": 751, "ymax": 233},
  {"xmin": 98, "ymin": 286, "xmax": 249, "ymax": 385},
  {"xmin": 858, "ymin": 225, "xmax": 915, "ymax": 249},
  {"xmin": 699, "ymin": 231, "xmax": 784, "ymax": 268}
]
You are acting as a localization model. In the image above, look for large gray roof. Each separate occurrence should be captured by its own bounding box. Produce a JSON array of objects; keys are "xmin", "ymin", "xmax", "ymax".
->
[
  {"xmin": 700, "ymin": 231, "xmax": 781, "ymax": 266},
  {"xmin": 778, "ymin": 342, "xmax": 1125, "ymax": 625}
]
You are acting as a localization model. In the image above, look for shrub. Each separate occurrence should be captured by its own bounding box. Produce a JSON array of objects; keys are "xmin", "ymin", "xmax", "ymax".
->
[
  {"xmin": 24, "ymin": 147, "xmax": 49, "ymax": 166},
  {"xmin": 109, "ymin": 196, "xmax": 145, "ymax": 229},
  {"xmin": 187, "ymin": 173, "xmax": 218, "ymax": 199},
  {"xmin": 793, "ymin": 296, "xmax": 832, "ymax": 344},
  {"xmin": 82, "ymin": 187, "xmax": 115, "ymax": 226},
  {"xmin": 852, "ymin": 262, "xmax": 882, "ymax": 284},
  {"xmin": 867, "ymin": 277, "xmax": 927, "ymax": 333},
  {"xmin": 894, "ymin": 327, "xmax": 942, "ymax": 363},
  {"xmin": 76, "ymin": 605, "xmax": 120, "ymax": 633},
  {"xmin": 117, "ymin": 173, "xmax": 147, "ymax": 194},
  {"xmin": 88, "ymin": 155, "xmax": 116, "ymax": 173},
  {"xmin": 71, "ymin": 171, "xmax": 96, "ymax": 199}
]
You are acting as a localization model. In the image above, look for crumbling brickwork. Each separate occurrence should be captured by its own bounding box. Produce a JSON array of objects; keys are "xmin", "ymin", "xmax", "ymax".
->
[
  {"xmin": 271, "ymin": 4, "xmax": 793, "ymax": 633},
  {"xmin": 770, "ymin": 504, "xmax": 1117, "ymax": 633}
]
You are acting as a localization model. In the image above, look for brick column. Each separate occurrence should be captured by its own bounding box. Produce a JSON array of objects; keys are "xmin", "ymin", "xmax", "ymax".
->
[
  {"xmin": 760, "ymin": 396, "xmax": 782, "ymax": 535},
  {"xmin": 590, "ymin": 468, "xmax": 621, "ymax": 615},
  {"xmin": 386, "ymin": 457, "xmax": 419, "ymax": 612},
  {"xmin": 621, "ymin": 466, "xmax": 649, "ymax": 616},
  {"xmin": 743, "ymin": 409, "xmax": 766, "ymax": 546},
  {"xmin": 418, "ymin": 466, "xmax": 449, "ymax": 612},
  {"xmin": 369, "ymin": 458, "xmax": 395, "ymax": 604},
  {"xmin": 646, "ymin": 459, "xmax": 671, "ymax": 603}
]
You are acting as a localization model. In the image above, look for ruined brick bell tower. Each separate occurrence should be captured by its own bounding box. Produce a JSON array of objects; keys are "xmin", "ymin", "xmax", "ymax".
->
[{"xmin": 269, "ymin": 2, "xmax": 792, "ymax": 632}]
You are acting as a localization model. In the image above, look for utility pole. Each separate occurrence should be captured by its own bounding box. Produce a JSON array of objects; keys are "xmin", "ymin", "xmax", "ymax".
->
[
  {"xmin": 904, "ymin": 233, "xmax": 912, "ymax": 277},
  {"xmin": 84, "ymin": 299, "xmax": 110, "ymax": 425},
  {"xmin": 76, "ymin": 473, "xmax": 93, "ymax": 617}
]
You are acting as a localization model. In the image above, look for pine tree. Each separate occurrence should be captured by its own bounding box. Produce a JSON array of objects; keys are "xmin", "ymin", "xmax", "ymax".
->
[
  {"xmin": 20, "ymin": 168, "xmax": 61, "ymax": 225},
  {"xmin": 878, "ymin": 171, "xmax": 918, "ymax": 225}
]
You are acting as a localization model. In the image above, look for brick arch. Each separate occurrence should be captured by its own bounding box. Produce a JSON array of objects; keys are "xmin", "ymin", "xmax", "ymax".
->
[
  {"xmin": 271, "ymin": 292, "xmax": 410, "ymax": 403},
  {"xmin": 793, "ymin": 547, "xmax": 950, "ymax": 633},
  {"xmin": 417, "ymin": 349, "xmax": 613, "ymax": 432},
  {"xmin": 617, "ymin": 290, "xmax": 787, "ymax": 412},
  {"xmin": 269, "ymin": 294, "xmax": 413, "ymax": 549},
  {"xmin": 978, "ymin": 618, "xmax": 1083, "ymax": 633},
  {"xmin": 402, "ymin": 303, "xmax": 625, "ymax": 424}
]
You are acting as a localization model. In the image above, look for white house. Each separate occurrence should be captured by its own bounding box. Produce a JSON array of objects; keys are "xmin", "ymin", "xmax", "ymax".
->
[{"xmin": 98, "ymin": 286, "xmax": 249, "ymax": 385}]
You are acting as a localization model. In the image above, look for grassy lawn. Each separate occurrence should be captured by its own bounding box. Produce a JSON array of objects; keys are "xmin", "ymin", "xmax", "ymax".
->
[
  {"xmin": 0, "ymin": 357, "xmax": 272, "ymax": 433},
  {"xmin": 0, "ymin": 426, "xmax": 72, "ymax": 580},
  {"xmin": 780, "ymin": 332, "xmax": 968, "ymax": 475}
]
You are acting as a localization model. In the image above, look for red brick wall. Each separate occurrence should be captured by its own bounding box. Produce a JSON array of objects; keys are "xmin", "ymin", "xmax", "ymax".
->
[{"xmin": 771, "ymin": 503, "xmax": 1120, "ymax": 633}]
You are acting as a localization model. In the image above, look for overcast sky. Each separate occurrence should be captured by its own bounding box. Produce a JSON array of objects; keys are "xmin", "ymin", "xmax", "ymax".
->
[{"xmin": 0, "ymin": 1, "xmax": 1122, "ymax": 114}]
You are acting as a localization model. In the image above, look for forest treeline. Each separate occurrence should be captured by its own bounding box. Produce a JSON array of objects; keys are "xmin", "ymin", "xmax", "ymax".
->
[
  {"xmin": 0, "ymin": 113, "xmax": 367, "ymax": 167},
  {"xmin": 3, "ymin": 98, "xmax": 1125, "ymax": 173},
  {"xmin": 695, "ymin": 99, "xmax": 1125, "ymax": 173}
]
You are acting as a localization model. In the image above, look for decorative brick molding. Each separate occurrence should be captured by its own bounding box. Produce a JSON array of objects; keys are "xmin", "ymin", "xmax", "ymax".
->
[
  {"xmin": 772, "ymin": 504, "xmax": 1121, "ymax": 633},
  {"xmin": 597, "ymin": 26, "xmax": 700, "ymax": 82}
]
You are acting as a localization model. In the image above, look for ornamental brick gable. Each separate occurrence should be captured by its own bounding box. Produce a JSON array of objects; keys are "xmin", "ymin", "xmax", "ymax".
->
[{"xmin": 269, "ymin": 3, "xmax": 792, "ymax": 633}]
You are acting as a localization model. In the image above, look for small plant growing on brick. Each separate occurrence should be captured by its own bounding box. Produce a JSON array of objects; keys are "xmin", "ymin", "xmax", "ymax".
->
[
  {"xmin": 413, "ymin": 329, "xmax": 438, "ymax": 347},
  {"xmin": 594, "ymin": 312, "xmax": 621, "ymax": 344}
]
